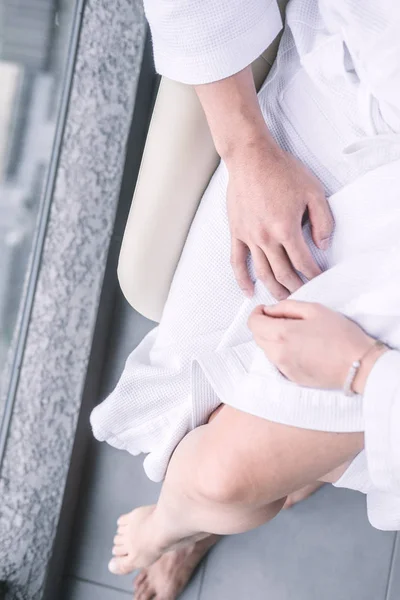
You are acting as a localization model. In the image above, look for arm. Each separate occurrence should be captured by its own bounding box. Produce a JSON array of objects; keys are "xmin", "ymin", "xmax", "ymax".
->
[
  {"xmin": 144, "ymin": 0, "xmax": 334, "ymax": 298},
  {"xmin": 248, "ymin": 300, "xmax": 400, "ymax": 494},
  {"xmin": 195, "ymin": 67, "xmax": 333, "ymax": 299}
]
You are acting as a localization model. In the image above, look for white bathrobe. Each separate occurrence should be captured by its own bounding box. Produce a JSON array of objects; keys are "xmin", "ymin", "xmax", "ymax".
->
[{"xmin": 91, "ymin": 0, "xmax": 400, "ymax": 530}]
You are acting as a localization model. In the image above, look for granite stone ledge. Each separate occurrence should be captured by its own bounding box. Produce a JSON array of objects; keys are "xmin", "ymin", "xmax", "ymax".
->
[{"xmin": 0, "ymin": 1, "xmax": 145, "ymax": 597}]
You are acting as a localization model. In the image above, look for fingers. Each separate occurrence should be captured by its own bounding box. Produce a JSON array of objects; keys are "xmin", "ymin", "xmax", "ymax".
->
[
  {"xmin": 231, "ymin": 238, "xmax": 254, "ymax": 297},
  {"xmin": 251, "ymin": 246, "xmax": 289, "ymax": 300},
  {"xmin": 265, "ymin": 245, "xmax": 303, "ymax": 294},
  {"xmin": 247, "ymin": 305, "xmax": 266, "ymax": 334},
  {"xmin": 232, "ymin": 216, "xmax": 327, "ymax": 299},
  {"xmin": 248, "ymin": 301, "xmax": 321, "ymax": 339},
  {"xmin": 308, "ymin": 196, "xmax": 334, "ymax": 251},
  {"xmin": 263, "ymin": 300, "xmax": 321, "ymax": 320},
  {"xmin": 247, "ymin": 308, "xmax": 271, "ymax": 347},
  {"xmin": 247, "ymin": 309, "xmax": 288, "ymax": 344},
  {"xmin": 284, "ymin": 233, "xmax": 322, "ymax": 280}
]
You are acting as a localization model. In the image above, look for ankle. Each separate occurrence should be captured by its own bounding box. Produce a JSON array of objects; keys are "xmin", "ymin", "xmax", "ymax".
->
[
  {"xmin": 147, "ymin": 506, "xmax": 180, "ymax": 553},
  {"xmin": 150, "ymin": 506, "xmax": 207, "ymax": 554}
]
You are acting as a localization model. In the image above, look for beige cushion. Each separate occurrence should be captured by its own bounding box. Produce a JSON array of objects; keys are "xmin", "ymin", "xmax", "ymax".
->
[{"xmin": 118, "ymin": 1, "xmax": 288, "ymax": 322}]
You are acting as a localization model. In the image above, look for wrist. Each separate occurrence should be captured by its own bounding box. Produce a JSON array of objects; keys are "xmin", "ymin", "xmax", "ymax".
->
[
  {"xmin": 352, "ymin": 342, "xmax": 389, "ymax": 395},
  {"xmin": 219, "ymin": 123, "xmax": 280, "ymax": 168}
]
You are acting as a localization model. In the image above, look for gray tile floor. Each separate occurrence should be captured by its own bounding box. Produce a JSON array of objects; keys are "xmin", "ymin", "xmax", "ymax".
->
[{"xmin": 63, "ymin": 293, "xmax": 400, "ymax": 600}]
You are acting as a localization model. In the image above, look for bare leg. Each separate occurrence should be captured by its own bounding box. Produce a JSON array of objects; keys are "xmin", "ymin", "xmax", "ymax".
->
[
  {"xmin": 132, "ymin": 480, "xmax": 348, "ymax": 599},
  {"xmin": 133, "ymin": 402, "xmax": 342, "ymax": 599},
  {"xmin": 132, "ymin": 486, "xmax": 330, "ymax": 600},
  {"xmin": 133, "ymin": 480, "xmax": 327, "ymax": 600},
  {"xmin": 110, "ymin": 404, "xmax": 363, "ymax": 576}
]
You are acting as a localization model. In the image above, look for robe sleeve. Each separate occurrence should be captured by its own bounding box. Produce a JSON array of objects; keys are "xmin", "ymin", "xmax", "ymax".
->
[
  {"xmin": 363, "ymin": 350, "xmax": 400, "ymax": 495},
  {"xmin": 143, "ymin": 0, "xmax": 283, "ymax": 84}
]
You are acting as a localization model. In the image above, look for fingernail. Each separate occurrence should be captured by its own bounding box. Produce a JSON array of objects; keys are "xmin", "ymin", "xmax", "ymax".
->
[
  {"xmin": 319, "ymin": 238, "xmax": 330, "ymax": 251},
  {"xmin": 243, "ymin": 288, "xmax": 253, "ymax": 298},
  {"xmin": 108, "ymin": 559, "xmax": 119, "ymax": 574}
]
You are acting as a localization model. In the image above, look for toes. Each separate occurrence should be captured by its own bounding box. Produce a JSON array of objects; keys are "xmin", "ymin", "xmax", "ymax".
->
[
  {"xmin": 136, "ymin": 580, "xmax": 155, "ymax": 600},
  {"xmin": 114, "ymin": 534, "xmax": 125, "ymax": 546},
  {"xmin": 134, "ymin": 571, "xmax": 147, "ymax": 589},
  {"xmin": 112, "ymin": 545, "xmax": 128, "ymax": 557},
  {"xmin": 117, "ymin": 513, "xmax": 130, "ymax": 526},
  {"xmin": 133, "ymin": 569, "xmax": 157, "ymax": 600},
  {"xmin": 109, "ymin": 556, "xmax": 134, "ymax": 575}
]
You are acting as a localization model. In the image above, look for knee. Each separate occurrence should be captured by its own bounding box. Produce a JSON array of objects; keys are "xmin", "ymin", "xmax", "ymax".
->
[
  {"xmin": 192, "ymin": 409, "xmax": 282, "ymax": 507},
  {"xmin": 195, "ymin": 467, "xmax": 243, "ymax": 506},
  {"xmin": 195, "ymin": 447, "xmax": 260, "ymax": 506}
]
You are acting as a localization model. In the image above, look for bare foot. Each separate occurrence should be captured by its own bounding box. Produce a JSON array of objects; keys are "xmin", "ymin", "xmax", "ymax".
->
[
  {"xmin": 133, "ymin": 535, "xmax": 219, "ymax": 600},
  {"xmin": 283, "ymin": 482, "xmax": 324, "ymax": 509},
  {"xmin": 109, "ymin": 483, "xmax": 323, "ymax": 580},
  {"xmin": 109, "ymin": 505, "xmax": 163, "ymax": 575}
]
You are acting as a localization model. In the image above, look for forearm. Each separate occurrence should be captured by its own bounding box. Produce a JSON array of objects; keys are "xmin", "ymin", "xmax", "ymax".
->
[{"xmin": 195, "ymin": 66, "xmax": 281, "ymax": 167}]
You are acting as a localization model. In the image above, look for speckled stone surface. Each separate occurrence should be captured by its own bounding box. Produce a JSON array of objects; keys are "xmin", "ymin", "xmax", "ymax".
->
[{"xmin": 0, "ymin": 0, "xmax": 145, "ymax": 597}]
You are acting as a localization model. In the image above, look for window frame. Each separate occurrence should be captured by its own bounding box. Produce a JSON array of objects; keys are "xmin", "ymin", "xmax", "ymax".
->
[
  {"xmin": 0, "ymin": 1, "xmax": 148, "ymax": 596},
  {"xmin": 44, "ymin": 35, "xmax": 157, "ymax": 598},
  {"xmin": 0, "ymin": 0, "xmax": 86, "ymax": 469}
]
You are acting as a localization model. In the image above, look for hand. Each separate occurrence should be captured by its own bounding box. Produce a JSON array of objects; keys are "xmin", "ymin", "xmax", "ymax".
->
[
  {"xmin": 226, "ymin": 134, "xmax": 333, "ymax": 299},
  {"xmin": 247, "ymin": 301, "xmax": 387, "ymax": 393}
]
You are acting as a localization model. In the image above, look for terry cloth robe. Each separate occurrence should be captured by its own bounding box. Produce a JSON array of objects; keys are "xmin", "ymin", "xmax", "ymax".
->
[{"xmin": 90, "ymin": 0, "xmax": 400, "ymax": 530}]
